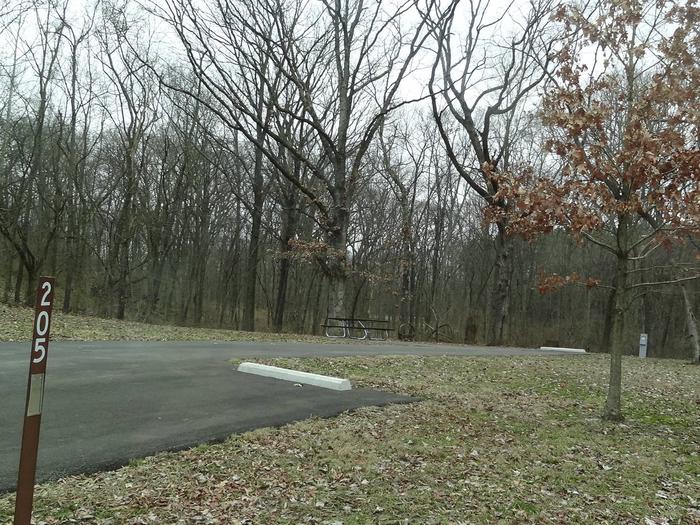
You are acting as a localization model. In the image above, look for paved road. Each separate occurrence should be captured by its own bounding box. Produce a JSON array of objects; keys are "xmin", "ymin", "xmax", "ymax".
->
[{"xmin": 0, "ymin": 340, "xmax": 578, "ymax": 492}]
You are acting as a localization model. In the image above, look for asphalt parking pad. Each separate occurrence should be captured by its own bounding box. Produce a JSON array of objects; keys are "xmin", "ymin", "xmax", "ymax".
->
[{"xmin": 1, "ymin": 366, "xmax": 414, "ymax": 493}]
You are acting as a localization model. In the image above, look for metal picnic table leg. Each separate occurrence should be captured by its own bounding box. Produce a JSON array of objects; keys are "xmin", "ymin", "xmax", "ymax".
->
[{"xmin": 358, "ymin": 320, "xmax": 368, "ymax": 340}]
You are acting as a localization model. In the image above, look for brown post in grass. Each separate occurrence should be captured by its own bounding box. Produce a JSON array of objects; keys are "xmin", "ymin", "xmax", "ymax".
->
[{"xmin": 14, "ymin": 277, "xmax": 55, "ymax": 525}]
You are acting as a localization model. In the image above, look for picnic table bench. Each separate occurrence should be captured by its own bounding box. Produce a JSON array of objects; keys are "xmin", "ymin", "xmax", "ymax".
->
[{"xmin": 321, "ymin": 317, "xmax": 391, "ymax": 341}]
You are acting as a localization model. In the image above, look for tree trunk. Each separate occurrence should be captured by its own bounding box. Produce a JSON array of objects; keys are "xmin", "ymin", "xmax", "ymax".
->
[
  {"xmin": 115, "ymin": 219, "xmax": 130, "ymax": 321},
  {"xmin": 242, "ymin": 147, "xmax": 264, "ymax": 331},
  {"xmin": 241, "ymin": 73, "xmax": 267, "ymax": 331},
  {"xmin": 273, "ymin": 256, "xmax": 291, "ymax": 332},
  {"xmin": 3, "ymin": 253, "xmax": 13, "ymax": 303},
  {"xmin": 312, "ymin": 274, "xmax": 324, "ymax": 335},
  {"xmin": 300, "ymin": 269, "xmax": 317, "ymax": 332},
  {"xmin": 242, "ymin": 212, "xmax": 262, "ymax": 330},
  {"xmin": 193, "ymin": 255, "xmax": 206, "ymax": 325},
  {"xmin": 487, "ymin": 226, "xmax": 511, "ymax": 345},
  {"xmin": 601, "ymin": 288, "xmax": 616, "ymax": 353},
  {"xmin": 146, "ymin": 257, "xmax": 166, "ymax": 320},
  {"xmin": 324, "ymin": 202, "xmax": 348, "ymax": 319},
  {"xmin": 350, "ymin": 279, "xmax": 366, "ymax": 319},
  {"xmin": 273, "ymin": 195, "xmax": 297, "ymax": 332},
  {"xmin": 62, "ymin": 203, "xmax": 81, "ymax": 314},
  {"xmin": 63, "ymin": 267, "xmax": 74, "ymax": 313},
  {"xmin": 681, "ymin": 285, "xmax": 699, "ymax": 364},
  {"xmin": 13, "ymin": 259, "xmax": 23, "ymax": 304},
  {"xmin": 114, "ymin": 147, "xmax": 136, "ymax": 320},
  {"xmin": 397, "ymin": 191, "xmax": 415, "ymax": 338},
  {"xmin": 603, "ymin": 246, "xmax": 630, "ymax": 421},
  {"xmin": 398, "ymin": 241, "xmax": 412, "ymax": 337},
  {"xmin": 24, "ymin": 266, "xmax": 38, "ymax": 306},
  {"xmin": 327, "ymin": 274, "xmax": 346, "ymax": 319},
  {"xmin": 428, "ymin": 197, "xmax": 444, "ymax": 322}
]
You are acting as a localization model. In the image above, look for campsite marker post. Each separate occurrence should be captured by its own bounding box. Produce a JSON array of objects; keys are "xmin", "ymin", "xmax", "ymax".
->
[{"xmin": 14, "ymin": 277, "xmax": 55, "ymax": 525}]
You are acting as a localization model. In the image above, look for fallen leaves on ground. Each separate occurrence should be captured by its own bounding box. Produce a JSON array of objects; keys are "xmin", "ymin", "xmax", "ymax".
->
[
  {"xmin": 1, "ymin": 355, "xmax": 698, "ymax": 524},
  {"xmin": 0, "ymin": 304, "xmax": 330, "ymax": 344}
]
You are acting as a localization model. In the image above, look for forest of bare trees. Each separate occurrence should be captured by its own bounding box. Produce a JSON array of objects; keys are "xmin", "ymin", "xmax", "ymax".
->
[{"xmin": 1, "ymin": 0, "xmax": 698, "ymax": 372}]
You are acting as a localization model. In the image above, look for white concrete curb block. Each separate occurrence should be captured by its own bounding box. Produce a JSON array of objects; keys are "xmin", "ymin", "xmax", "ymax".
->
[
  {"xmin": 539, "ymin": 346, "xmax": 587, "ymax": 354},
  {"xmin": 237, "ymin": 362, "xmax": 352, "ymax": 391}
]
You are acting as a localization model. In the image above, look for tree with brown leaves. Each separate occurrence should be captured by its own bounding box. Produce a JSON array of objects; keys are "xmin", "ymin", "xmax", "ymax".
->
[{"xmin": 496, "ymin": 0, "xmax": 700, "ymax": 419}]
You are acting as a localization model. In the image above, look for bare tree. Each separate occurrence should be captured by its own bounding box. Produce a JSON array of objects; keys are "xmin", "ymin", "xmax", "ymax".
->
[
  {"xmin": 95, "ymin": 1, "xmax": 159, "ymax": 318},
  {"xmin": 55, "ymin": 4, "xmax": 98, "ymax": 313},
  {"xmin": 0, "ymin": 1, "xmax": 67, "ymax": 304},
  {"xmin": 377, "ymin": 116, "xmax": 426, "ymax": 337},
  {"xmin": 156, "ymin": 0, "xmax": 435, "ymax": 320},
  {"xmin": 423, "ymin": 0, "xmax": 556, "ymax": 344}
]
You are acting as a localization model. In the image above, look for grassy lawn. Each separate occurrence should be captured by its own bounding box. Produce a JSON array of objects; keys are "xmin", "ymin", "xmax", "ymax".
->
[
  {"xmin": 0, "ymin": 304, "xmax": 329, "ymax": 343},
  {"xmin": 1, "ymin": 354, "xmax": 698, "ymax": 524}
]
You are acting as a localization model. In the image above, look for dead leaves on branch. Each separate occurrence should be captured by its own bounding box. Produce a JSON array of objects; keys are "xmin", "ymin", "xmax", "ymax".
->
[
  {"xmin": 491, "ymin": 0, "xmax": 700, "ymax": 248},
  {"xmin": 537, "ymin": 272, "xmax": 602, "ymax": 294}
]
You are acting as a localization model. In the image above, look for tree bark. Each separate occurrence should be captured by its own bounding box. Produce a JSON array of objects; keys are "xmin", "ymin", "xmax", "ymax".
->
[
  {"xmin": 3, "ymin": 254, "xmax": 13, "ymax": 303},
  {"xmin": 242, "ymin": 124, "xmax": 266, "ymax": 331},
  {"xmin": 193, "ymin": 255, "xmax": 207, "ymax": 325},
  {"xmin": 13, "ymin": 259, "xmax": 23, "ymax": 304},
  {"xmin": 603, "ymin": 217, "xmax": 631, "ymax": 422},
  {"xmin": 397, "ymin": 200, "xmax": 413, "ymax": 337},
  {"xmin": 428, "ymin": 192, "xmax": 444, "ymax": 323},
  {"xmin": 273, "ymin": 255, "xmax": 291, "ymax": 332},
  {"xmin": 487, "ymin": 226, "xmax": 512, "ymax": 345},
  {"xmin": 312, "ymin": 274, "xmax": 324, "ymax": 335},
  {"xmin": 327, "ymin": 274, "xmax": 346, "ymax": 319},
  {"xmin": 114, "ymin": 168, "xmax": 134, "ymax": 320},
  {"xmin": 273, "ymin": 192, "xmax": 297, "ymax": 332},
  {"xmin": 62, "ymin": 254, "xmax": 75, "ymax": 313},
  {"xmin": 325, "ymin": 218, "xmax": 348, "ymax": 319},
  {"xmin": 25, "ymin": 266, "xmax": 38, "ymax": 306},
  {"xmin": 681, "ymin": 285, "xmax": 700, "ymax": 364}
]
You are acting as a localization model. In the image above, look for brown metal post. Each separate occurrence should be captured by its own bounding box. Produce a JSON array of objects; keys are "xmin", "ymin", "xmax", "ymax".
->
[{"xmin": 14, "ymin": 277, "xmax": 55, "ymax": 525}]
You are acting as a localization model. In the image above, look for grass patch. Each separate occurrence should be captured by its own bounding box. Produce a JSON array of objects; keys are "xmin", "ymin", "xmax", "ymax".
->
[
  {"xmin": 0, "ymin": 304, "xmax": 330, "ymax": 343},
  {"xmin": 1, "ymin": 355, "xmax": 698, "ymax": 524}
]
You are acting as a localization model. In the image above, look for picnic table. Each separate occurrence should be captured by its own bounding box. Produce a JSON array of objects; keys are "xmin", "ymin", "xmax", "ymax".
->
[{"xmin": 321, "ymin": 317, "xmax": 391, "ymax": 341}]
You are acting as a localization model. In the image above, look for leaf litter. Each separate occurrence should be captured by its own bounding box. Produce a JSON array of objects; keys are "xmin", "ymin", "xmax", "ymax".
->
[{"xmin": 0, "ymin": 352, "xmax": 698, "ymax": 524}]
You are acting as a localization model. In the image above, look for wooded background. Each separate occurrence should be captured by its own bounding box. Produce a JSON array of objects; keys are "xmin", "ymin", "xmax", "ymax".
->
[{"xmin": 0, "ymin": 0, "xmax": 697, "ymax": 360}]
